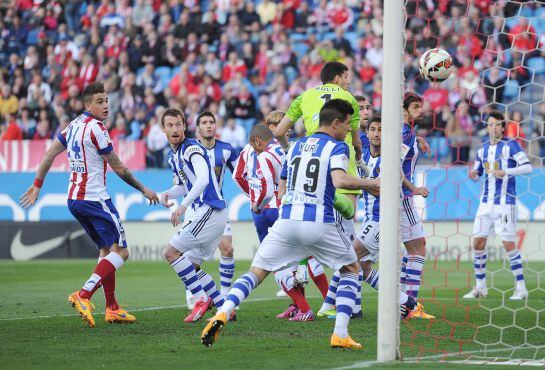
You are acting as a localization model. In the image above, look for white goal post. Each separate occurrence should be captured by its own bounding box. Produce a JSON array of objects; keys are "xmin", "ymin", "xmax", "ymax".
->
[{"xmin": 377, "ymin": 0, "xmax": 404, "ymax": 363}]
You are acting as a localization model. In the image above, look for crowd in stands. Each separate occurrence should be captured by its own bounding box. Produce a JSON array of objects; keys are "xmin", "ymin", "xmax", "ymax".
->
[{"xmin": 0, "ymin": 0, "xmax": 544, "ymax": 167}]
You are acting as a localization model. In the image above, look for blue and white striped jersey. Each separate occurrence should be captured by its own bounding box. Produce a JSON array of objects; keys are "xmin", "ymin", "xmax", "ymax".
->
[
  {"xmin": 167, "ymin": 138, "xmax": 227, "ymax": 209},
  {"xmin": 362, "ymin": 146, "xmax": 381, "ymax": 222},
  {"xmin": 401, "ymin": 124, "xmax": 419, "ymax": 198},
  {"xmin": 474, "ymin": 138, "xmax": 530, "ymax": 205},
  {"xmin": 280, "ymin": 132, "xmax": 349, "ymax": 223},
  {"xmin": 200, "ymin": 139, "xmax": 237, "ymax": 195}
]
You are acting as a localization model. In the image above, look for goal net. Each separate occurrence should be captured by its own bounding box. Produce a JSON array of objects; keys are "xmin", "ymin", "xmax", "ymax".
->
[{"xmin": 387, "ymin": 0, "xmax": 545, "ymax": 365}]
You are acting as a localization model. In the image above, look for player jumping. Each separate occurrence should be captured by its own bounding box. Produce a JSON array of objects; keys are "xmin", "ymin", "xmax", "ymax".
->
[
  {"xmin": 19, "ymin": 81, "xmax": 159, "ymax": 327},
  {"xmin": 463, "ymin": 110, "xmax": 532, "ymax": 300}
]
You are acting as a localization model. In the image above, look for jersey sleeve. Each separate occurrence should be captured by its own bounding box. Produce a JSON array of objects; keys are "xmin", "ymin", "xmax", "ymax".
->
[
  {"xmin": 330, "ymin": 142, "xmax": 350, "ymax": 172},
  {"xmin": 474, "ymin": 148, "xmax": 484, "ymax": 176},
  {"xmin": 255, "ymin": 152, "xmax": 276, "ymax": 210},
  {"xmin": 400, "ymin": 126, "xmax": 416, "ymax": 162},
  {"xmin": 168, "ymin": 152, "xmax": 184, "ymax": 185},
  {"xmin": 183, "ymin": 144, "xmax": 206, "ymax": 162},
  {"xmin": 57, "ymin": 126, "xmax": 68, "ymax": 147},
  {"xmin": 285, "ymin": 93, "xmax": 303, "ymax": 122},
  {"xmin": 348, "ymin": 94, "xmax": 361, "ymax": 131},
  {"xmin": 91, "ymin": 122, "xmax": 113, "ymax": 155},
  {"xmin": 233, "ymin": 147, "xmax": 250, "ymax": 196},
  {"xmin": 226, "ymin": 144, "xmax": 238, "ymax": 173},
  {"xmin": 509, "ymin": 140, "xmax": 531, "ymax": 165}
]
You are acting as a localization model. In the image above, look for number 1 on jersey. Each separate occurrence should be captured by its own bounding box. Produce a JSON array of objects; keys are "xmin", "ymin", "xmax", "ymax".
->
[{"xmin": 320, "ymin": 94, "xmax": 332, "ymax": 103}]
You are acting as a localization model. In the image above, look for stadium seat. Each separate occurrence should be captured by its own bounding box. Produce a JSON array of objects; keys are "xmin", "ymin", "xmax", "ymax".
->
[
  {"xmin": 527, "ymin": 57, "xmax": 545, "ymax": 73},
  {"xmin": 155, "ymin": 67, "xmax": 173, "ymax": 90},
  {"xmin": 136, "ymin": 66, "xmax": 146, "ymax": 78},
  {"xmin": 292, "ymin": 42, "xmax": 310, "ymax": 60},
  {"xmin": 170, "ymin": 66, "xmax": 181, "ymax": 79},
  {"xmin": 503, "ymin": 79, "xmax": 520, "ymax": 101},
  {"xmin": 289, "ymin": 33, "xmax": 307, "ymax": 43}
]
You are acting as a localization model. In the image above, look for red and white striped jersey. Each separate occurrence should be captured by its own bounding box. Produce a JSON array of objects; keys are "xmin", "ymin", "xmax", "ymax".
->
[
  {"xmin": 57, "ymin": 112, "xmax": 114, "ymax": 201},
  {"xmin": 232, "ymin": 143, "xmax": 256, "ymax": 197},
  {"xmin": 252, "ymin": 141, "xmax": 285, "ymax": 210}
]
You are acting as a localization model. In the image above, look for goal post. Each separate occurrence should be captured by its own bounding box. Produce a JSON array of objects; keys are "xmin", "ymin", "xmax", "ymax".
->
[{"xmin": 377, "ymin": 0, "xmax": 404, "ymax": 362}]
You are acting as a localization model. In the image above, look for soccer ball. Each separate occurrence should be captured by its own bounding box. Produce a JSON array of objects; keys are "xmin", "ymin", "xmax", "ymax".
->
[{"xmin": 419, "ymin": 48, "xmax": 453, "ymax": 82}]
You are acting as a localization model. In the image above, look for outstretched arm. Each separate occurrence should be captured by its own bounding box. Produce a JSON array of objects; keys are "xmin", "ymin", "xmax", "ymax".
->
[
  {"xmin": 19, "ymin": 139, "xmax": 66, "ymax": 208},
  {"xmin": 102, "ymin": 151, "xmax": 159, "ymax": 204},
  {"xmin": 331, "ymin": 170, "xmax": 380, "ymax": 197},
  {"xmin": 401, "ymin": 170, "xmax": 429, "ymax": 197}
]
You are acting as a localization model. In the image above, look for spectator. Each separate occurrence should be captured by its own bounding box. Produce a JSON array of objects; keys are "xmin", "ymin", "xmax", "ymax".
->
[
  {"xmin": 27, "ymin": 71, "xmax": 52, "ymax": 104},
  {"xmin": 505, "ymin": 110, "xmax": 526, "ymax": 148},
  {"xmin": 16, "ymin": 108, "xmax": 36, "ymax": 139},
  {"xmin": 146, "ymin": 116, "xmax": 168, "ymax": 168},
  {"xmin": 220, "ymin": 117, "xmax": 246, "ymax": 151},
  {"xmin": 33, "ymin": 115, "xmax": 52, "ymax": 140},
  {"xmin": 0, "ymin": 85, "xmax": 19, "ymax": 117},
  {"xmin": 257, "ymin": 0, "xmax": 277, "ymax": 26},
  {"xmin": 1, "ymin": 115, "xmax": 23, "ymax": 140},
  {"xmin": 446, "ymin": 101, "xmax": 473, "ymax": 164}
]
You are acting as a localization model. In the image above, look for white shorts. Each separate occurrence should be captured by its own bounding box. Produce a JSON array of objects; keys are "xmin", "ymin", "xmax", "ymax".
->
[
  {"xmin": 473, "ymin": 203, "xmax": 517, "ymax": 242},
  {"xmin": 335, "ymin": 210, "xmax": 356, "ymax": 243},
  {"xmin": 400, "ymin": 197, "xmax": 426, "ymax": 243},
  {"xmin": 170, "ymin": 205, "xmax": 228, "ymax": 265},
  {"xmin": 252, "ymin": 219, "xmax": 358, "ymax": 272},
  {"xmin": 356, "ymin": 220, "xmax": 380, "ymax": 263},
  {"xmin": 223, "ymin": 221, "xmax": 232, "ymax": 237}
]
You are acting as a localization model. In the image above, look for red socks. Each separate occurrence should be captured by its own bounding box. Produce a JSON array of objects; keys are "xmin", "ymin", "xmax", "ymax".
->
[{"xmin": 282, "ymin": 283, "xmax": 311, "ymax": 313}]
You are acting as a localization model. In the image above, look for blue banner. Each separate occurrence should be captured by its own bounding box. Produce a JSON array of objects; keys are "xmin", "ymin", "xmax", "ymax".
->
[{"xmin": 1, "ymin": 168, "xmax": 544, "ymax": 221}]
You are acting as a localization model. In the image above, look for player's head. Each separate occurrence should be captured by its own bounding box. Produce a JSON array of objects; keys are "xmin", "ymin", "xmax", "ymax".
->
[
  {"xmin": 265, "ymin": 110, "xmax": 290, "ymax": 140},
  {"xmin": 161, "ymin": 107, "xmax": 186, "ymax": 146},
  {"xmin": 249, "ymin": 124, "xmax": 273, "ymax": 154},
  {"xmin": 320, "ymin": 61, "xmax": 350, "ymax": 90},
  {"xmin": 403, "ymin": 93, "xmax": 423, "ymax": 123},
  {"xmin": 367, "ymin": 115, "xmax": 382, "ymax": 149},
  {"xmin": 487, "ymin": 110, "xmax": 505, "ymax": 142},
  {"xmin": 319, "ymin": 98, "xmax": 354, "ymax": 141},
  {"xmin": 196, "ymin": 111, "xmax": 216, "ymax": 140},
  {"xmin": 355, "ymin": 95, "xmax": 372, "ymax": 129},
  {"xmin": 82, "ymin": 82, "xmax": 108, "ymax": 121}
]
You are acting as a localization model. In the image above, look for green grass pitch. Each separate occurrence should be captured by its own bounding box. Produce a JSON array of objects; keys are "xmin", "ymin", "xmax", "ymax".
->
[{"xmin": 0, "ymin": 260, "xmax": 543, "ymax": 369}]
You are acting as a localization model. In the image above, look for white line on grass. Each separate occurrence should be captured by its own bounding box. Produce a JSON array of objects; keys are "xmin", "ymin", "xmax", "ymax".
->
[{"xmin": 333, "ymin": 346, "xmax": 545, "ymax": 369}]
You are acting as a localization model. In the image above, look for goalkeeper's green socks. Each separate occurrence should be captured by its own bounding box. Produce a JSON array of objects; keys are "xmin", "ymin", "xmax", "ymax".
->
[{"xmin": 334, "ymin": 193, "xmax": 355, "ymax": 219}]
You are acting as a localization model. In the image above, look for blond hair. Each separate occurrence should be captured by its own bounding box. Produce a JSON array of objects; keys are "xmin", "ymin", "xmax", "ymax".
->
[{"xmin": 265, "ymin": 110, "xmax": 285, "ymax": 127}]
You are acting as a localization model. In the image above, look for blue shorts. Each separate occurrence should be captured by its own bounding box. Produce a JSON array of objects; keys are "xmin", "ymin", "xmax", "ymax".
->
[
  {"xmin": 68, "ymin": 199, "xmax": 127, "ymax": 249},
  {"xmin": 252, "ymin": 208, "xmax": 279, "ymax": 243}
]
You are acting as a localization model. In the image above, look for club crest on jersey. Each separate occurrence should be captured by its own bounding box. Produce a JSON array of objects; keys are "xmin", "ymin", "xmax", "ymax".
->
[{"xmin": 255, "ymin": 168, "xmax": 264, "ymax": 179}]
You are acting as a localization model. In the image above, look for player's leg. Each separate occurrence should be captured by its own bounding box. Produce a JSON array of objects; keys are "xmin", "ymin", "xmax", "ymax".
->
[
  {"xmin": 318, "ymin": 271, "xmax": 340, "ymax": 317},
  {"xmin": 274, "ymin": 267, "xmax": 299, "ymax": 318},
  {"xmin": 218, "ymin": 222, "xmax": 235, "ymax": 298},
  {"xmin": 464, "ymin": 206, "xmax": 492, "ymax": 299},
  {"xmin": 67, "ymin": 199, "xmax": 129, "ymax": 327},
  {"xmin": 308, "ymin": 256, "xmax": 329, "ymax": 299},
  {"xmin": 300, "ymin": 222, "xmax": 362, "ymax": 348},
  {"xmin": 201, "ymin": 219, "xmax": 306, "ymax": 346},
  {"xmin": 181, "ymin": 206, "xmax": 229, "ymax": 322},
  {"xmin": 498, "ymin": 205, "xmax": 527, "ymax": 300}
]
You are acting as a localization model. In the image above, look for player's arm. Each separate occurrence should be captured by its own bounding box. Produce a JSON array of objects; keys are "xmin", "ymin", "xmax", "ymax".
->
[
  {"xmin": 348, "ymin": 95, "xmax": 362, "ymax": 161},
  {"xmin": 416, "ymin": 136, "xmax": 431, "ymax": 156},
  {"xmin": 19, "ymin": 138, "xmax": 66, "ymax": 208},
  {"xmin": 275, "ymin": 94, "xmax": 303, "ymax": 150},
  {"xmin": 490, "ymin": 143, "xmax": 533, "ymax": 178},
  {"xmin": 401, "ymin": 170, "xmax": 429, "ymax": 197},
  {"xmin": 253, "ymin": 154, "xmax": 276, "ymax": 212},
  {"xmin": 232, "ymin": 149, "xmax": 250, "ymax": 196},
  {"xmin": 103, "ymin": 151, "xmax": 159, "ymax": 204},
  {"xmin": 469, "ymin": 149, "xmax": 483, "ymax": 181},
  {"xmin": 171, "ymin": 151, "xmax": 210, "ymax": 226},
  {"xmin": 352, "ymin": 127, "xmax": 362, "ymax": 161},
  {"xmin": 331, "ymin": 170, "xmax": 380, "ymax": 197},
  {"xmin": 226, "ymin": 145, "xmax": 238, "ymax": 174},
  {"xmin": 278, "ymin": 178, "xmax": 287, "ymax": 200}
]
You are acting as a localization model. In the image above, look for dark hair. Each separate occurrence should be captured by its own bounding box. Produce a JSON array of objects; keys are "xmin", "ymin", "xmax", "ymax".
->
[
  {"xmin": 82, "ymin": 81, "xmax": 105, "ymax": 104},
  {"xmin": 369, "ymin": 114, "xmax": 381, "ymax": 125},
  {"xmin": 249, "ymin": 124, "xmax": 272, "ymax": 141},
  {"xmin": 319, "ymin": 99, "xmax": 354, "ymax": 127},
  {"xmin": 354, "ymin": 95, "xmax": 367, "ymax": 103},
  {"xmin": 403, "ymin": 93, "xmax": 423, "ymax": 110},
  {"xmin": 488, "ymin": 110, "xmax": 506, "ymax": 128},
  {"xmin": 161, "ymin": 107, "xmax": 185, "ymax": 126},
  {"xmin": 320, "ymin": 61, "xmax": 348, "ymax": 84},
  {"xmin": 196, "ymin": 111, "xmax": 216, "ymax": 126}
]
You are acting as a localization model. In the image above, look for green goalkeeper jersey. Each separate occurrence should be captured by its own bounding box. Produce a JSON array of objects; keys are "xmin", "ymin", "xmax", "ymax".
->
[{"xmin": 285, "ymin": 83, "xmax": 360, "ymax": 146}]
